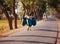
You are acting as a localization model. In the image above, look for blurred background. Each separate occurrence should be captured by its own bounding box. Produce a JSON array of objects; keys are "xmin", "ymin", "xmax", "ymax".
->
[{"xmin": 0, "ymin": 0, "xmax": 60, "ymax": 34}]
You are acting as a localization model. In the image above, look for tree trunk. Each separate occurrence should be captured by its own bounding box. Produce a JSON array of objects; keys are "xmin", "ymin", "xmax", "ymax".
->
[
  {"xmin": 15, "ymin": 14, "xmax": 17, "ymax": 28},
  {"xmin": 8, "ymin": 17, "xmax": 13, "ymax": 29},
  {"xmin": 0, "ymin": 3, "xmax": 13, "ymax": 30},
  {"xmin": 12, "ymin": 0, "xmax": 18, "ymax": 29}
]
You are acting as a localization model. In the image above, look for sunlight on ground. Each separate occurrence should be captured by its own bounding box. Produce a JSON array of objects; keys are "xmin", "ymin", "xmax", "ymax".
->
[{"xmin": 0, "ymin": 20, "xmax": 22, "ymax": 34}]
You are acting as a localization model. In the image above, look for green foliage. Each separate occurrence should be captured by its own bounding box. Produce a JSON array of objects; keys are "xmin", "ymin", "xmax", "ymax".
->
[
  {"xmin": 0, "ymin": 0, "xmax": 12, "ymax": 11},
  {"xmin": 0, "ymin": 0, "xmax": 5, "ymax": 4},
  {"xmin": 5, "ymin": 0, "xmax": 13, "ymax": 7},
  {"xmin": 5, "ymin": 0, "xmax": 13, "ymax": 11},
  {"xmin": 21, "ymin": 0, "xmax": 30, "ymax": 6},
  {"xmin": 41, "ymin": 1, "xmax": 46, "ymax": 13},
  {"xmin": 21, "ymin": 0, "xmax": 46, "ymax": 15},
  {"xmin": 48, "ymin": 0, "xmax": 58, "ymax": 8}
]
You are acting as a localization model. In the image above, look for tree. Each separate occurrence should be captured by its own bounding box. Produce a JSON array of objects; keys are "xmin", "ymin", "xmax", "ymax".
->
[
  {"xmin": 5, "ymin": 0, "xmax": 18, "ymax": 29},
  {"xmin": 21, "ymin": 0, "xmax": 46, "ymax": 20},
  {"xmin": 34, "ymin": 0, "xmax": 46, "ymax": 20},
  {"xmin": 12, "ymin": 0, "xmax": 18, "ymax": 29},
  {"xmin": 0, "ymin": 0, "xmax": 13, "ymax": 29},
  {"xmin": 0, "ymin": 7, "xmax": 3, "ymax": 20},
  {"xmin": 48, "ymin": 0, "xmax": 58, "ymax": 10}
]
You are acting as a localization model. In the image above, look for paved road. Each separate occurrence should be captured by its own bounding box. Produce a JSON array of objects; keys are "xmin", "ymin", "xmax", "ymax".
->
[{"xmin": 0, "ymin": 17, "xmax": 58, "ymax": 44}]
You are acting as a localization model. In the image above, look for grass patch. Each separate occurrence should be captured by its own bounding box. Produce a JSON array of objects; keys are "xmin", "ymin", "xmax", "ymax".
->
[{"xmin": 0, "ymin": 20, "xmax": 22, "ymax": 34}]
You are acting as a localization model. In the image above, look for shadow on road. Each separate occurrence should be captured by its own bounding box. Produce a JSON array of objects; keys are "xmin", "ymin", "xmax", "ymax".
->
[
  {"xmin": 0, "ymin": 40, "xmax": 54, "ymax": 44},
  {"xmin": 45, "ymin": 18, "xmax": 56, "ymax": 21}
]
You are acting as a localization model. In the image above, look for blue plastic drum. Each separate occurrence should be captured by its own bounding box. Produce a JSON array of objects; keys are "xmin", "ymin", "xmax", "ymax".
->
[
  {"xmin": 22, "ymin": 18, "xmax": 27, "ymax": 26},
  {"xmin": 32, "ymin": 18, "xmax": 36, "ymax": 26},
  {"xmin": 27, "ymin": 18, "xmax": 32, "ymax": 27}
]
